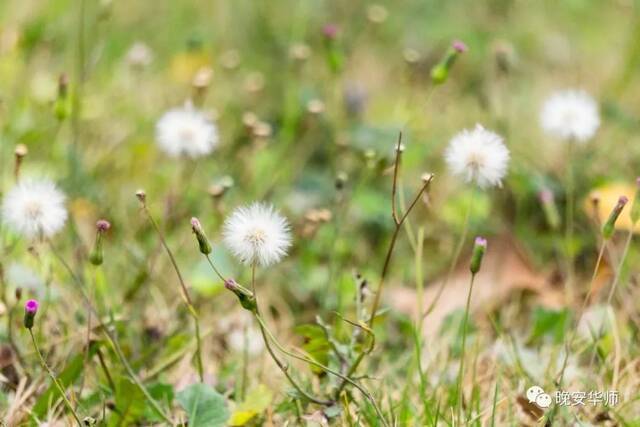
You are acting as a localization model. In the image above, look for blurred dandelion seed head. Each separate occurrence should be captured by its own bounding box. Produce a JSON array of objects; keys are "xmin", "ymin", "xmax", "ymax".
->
[
  {"xmin": 223, "ymin": 203, "xmax": 292, "ymax": 267},
  {"xmin": 155, "ymin": 106, "xmax": 219, "ymax": 158},
  {"xmin": 1, "ymin": 179, "xmax": 68, "ymax": 239},
  {"xmin": 540, "ymin": 89, "xmax": 600, "ymax": 143},
  {"xmin": 445, "ymin": 124, "xmax": 509, "ymax": 188}
]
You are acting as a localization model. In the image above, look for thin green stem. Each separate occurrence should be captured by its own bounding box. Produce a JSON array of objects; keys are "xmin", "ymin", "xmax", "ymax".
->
[
  {"xmin": 607, "ymin": 228, "xmax": 634, "ymax": 304},
  {"xmin": 565, "ymin": 139, "xmax": 576, "ymax": 302},
  {"xmin": 249, "ymin": 263, "xmax": 331, "ymax": 406},
  {"xmin": 556, "ymin": 238, "xmax": 607, "ymax": 387},
  {"xmin": 29, "ymin": 328, "xmax": 83, "ymax": 426},
  {"xmin": 456, "ymin": 273, "xmax": 477, "ymax": 424},
  {"xmin": 141, "ymin": 204, "xmax": 203, "ymax": 382},
  {"xmin": 240, "ymin": 325, "xmax": 249, "ymax": 400},
  {"xmin": 424, "ymin": 189, "xmax": 474, "ymax": 317},
  {"xmin": 255, "ymin": 314, "xmax": 389, "ymax": 426}
]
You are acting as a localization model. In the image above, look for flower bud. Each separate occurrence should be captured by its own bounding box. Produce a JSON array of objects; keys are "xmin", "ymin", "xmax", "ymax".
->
[
  {"xmin": 135, "ymin": 189, "xmax": 146, "ymax": 204},
  {"xmin": 54, "ymin": 73, "xmax": 71, "ymax": 121},
  {"xmin": 469, "ymin": 237, "xmax": 487, "ymax": 275},
  {"xmin": 89, "ymin": 219, "xmax": 111, "ymax": 265},
  {"xmin": 15, "ymin": 287, "xmax": 22, "ymax": 301},
  {"xmin": 224, "ymin": 279, "xmax": 257, "ymax": 312},
  {"xmin": 322, "ymin": 24, "xmax": 344, "ymax": 73},
  {"xmin": 602, "ymin": 196, "xmax": 628, "ymax": 240},
  {"xmin": 430, "ymin": 40, "xmax": 467, "ymax": 85},
  {"xmin": 190, "ymin": 217, "xmax": 212, "ymax": 255},
  {"xmin": 630, "ymin": 177, "xmax": 640, "ymax": 225},
  {"xmin": 24, "ymin": 299, "xmax": 39, "ymax": 329},
  {"xmin": 539, "ymin": 189, "xmax": 560, "ymax": 230}
]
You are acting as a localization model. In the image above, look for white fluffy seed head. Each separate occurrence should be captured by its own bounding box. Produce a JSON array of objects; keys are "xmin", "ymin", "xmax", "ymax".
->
[
  {"xmin": 445, "ymin": 124, "xmax": 510, "ymax": 188},
  {"xmin": 155, "ymin": 106, "xmax": 219, "ymax": 158},
  {"xmin": 1, "ymin": 179, "xmax": 68, "ymax": 239},
  {"xmin": 540, "ymin": 89, "xmax": 600, "ymax": 143},
  {"xmin": 222, "ymin": 202, "xmax": 292, "ymax": 267}
]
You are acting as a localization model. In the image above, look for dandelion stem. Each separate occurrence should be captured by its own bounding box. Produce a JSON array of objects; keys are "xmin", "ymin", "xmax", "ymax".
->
[
  {"xmin": 255, "ymin": 314, "xmax": 389, "ymax": 426},
  {"xmin": 565, "ymin": 139, "xmax": 576, "ymax": 302},
  {"xmin": 252, "ymin": 289, "xmax": 332, "ymax": 405},
  {"xmin": 424, "ymin": 188, "xmax": 475, "ymax": 318},
  {"xmin": 28, "ymin": 329, "xmax": 83, "ymax": 426},
  {"xmin": 141, "ymin": 204, "xmax": 204, "ymax": 382},
  {"xmin": 455, "ymin": 272, "xmax": 477, "ymax": 424}
]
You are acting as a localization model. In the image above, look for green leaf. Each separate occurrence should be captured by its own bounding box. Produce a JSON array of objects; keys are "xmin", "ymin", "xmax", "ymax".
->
[
  {"xmin": 109, "ymin": 377, "xmax": 146, "ymax": 426},
  {"xmin": 145, "ymin": 382, "xmax": 175, "ymax": 421},
  {"xmin": 177, "ymin": 383, "xmax": 230, "ymax": 427},
  {"xmin": 294, "ymin": 324, "xmax": 330, "ymax": 374},
  {"xmin": 528, "ymin": 307, "xmax": 571, "ymax": 344}
]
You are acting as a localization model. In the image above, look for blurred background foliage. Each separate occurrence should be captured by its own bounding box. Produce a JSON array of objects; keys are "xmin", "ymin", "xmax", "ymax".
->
[{"xmin": 1, "ymin": 0, "xmax": 640, "ymax": 424}]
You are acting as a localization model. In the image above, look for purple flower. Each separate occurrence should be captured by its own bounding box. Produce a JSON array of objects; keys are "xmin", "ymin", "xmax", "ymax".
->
[
  {"xmin": 24, "ymin": 299, "xmax": 39, "ymax": 329},
  {"xmin": 452, "ymin": 40, "xmax": 468, "ymax": 53},
  {"xmin": 323, "ymin": 24, "xmax": 339, "ymax": 39},
  {"xmin": 25, "ymin": 299, "xmax": 39, "ymax": 314},
  {"xmin": 96, "ymin": 219, "xmax": 111, "ymax": 232}
]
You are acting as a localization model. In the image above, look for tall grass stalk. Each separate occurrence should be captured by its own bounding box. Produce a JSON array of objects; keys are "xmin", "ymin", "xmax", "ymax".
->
[
  {"xmin": 456, "ymin": 272, "xmax": 477, "ymax": 424},
  {"xmin": 139, "ymin": 200, "xmax": 204, "ymax": 382}
]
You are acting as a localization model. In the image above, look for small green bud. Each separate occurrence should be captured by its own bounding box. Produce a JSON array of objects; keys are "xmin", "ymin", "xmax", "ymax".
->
[
  {"xmin": 225, "ymin": 279, "xmax": 257, "ymax": 312},
  {"xmin": 470, "ymin": 237, "xmax": 487, "ymax": 275},
  {"xmin": 89, "ymin": 220, "xmax": 111, "ymax": 266},
  {"xmin": 602, "ymin": 196, "xmax": 628, "ymax": 240},
  {"xmin": 430, "ymin": 40, "xmax": 467, "ymax": 85},
  {"xmin": 54, "ymin": 74, "xmax": 71, "ymax": 121},
  {"xmin": 191, "ymin": 217, "xmax": 212, "ymax": 255}
]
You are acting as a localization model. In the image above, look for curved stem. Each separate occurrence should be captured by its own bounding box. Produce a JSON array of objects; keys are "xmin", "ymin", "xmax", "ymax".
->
[
  {"xmin": 29, "ymin": 329, "xmax": 83, "ymax": 426},
  {"xmin": 249, "ymin": 263, "xmax": 332, "ymax": 406},
  {"xmin": 255, "ymin": 315, "xmax": 389, "ymax": 427}
]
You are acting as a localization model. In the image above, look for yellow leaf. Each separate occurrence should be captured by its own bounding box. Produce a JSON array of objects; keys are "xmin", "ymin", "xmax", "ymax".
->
[
  {"xmin": 170, "ymin": 52, "xmax": 212, "ymax": 84},
  {"xmin": 229, "ymin": 410, "xmax": 258, "ymax": 426},
  {"xmin": 229, "ymin": 384, "xmax": 273, "ymax": 426}
]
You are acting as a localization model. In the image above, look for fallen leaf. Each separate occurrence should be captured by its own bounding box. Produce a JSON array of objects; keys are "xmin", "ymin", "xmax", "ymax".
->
[{"xmin": 388, "ymin": 235, "xmax": 559, "ymax": 337}]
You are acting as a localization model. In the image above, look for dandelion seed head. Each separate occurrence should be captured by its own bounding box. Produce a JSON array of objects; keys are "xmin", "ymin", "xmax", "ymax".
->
[
  {"xmin": 444, "ymin": 124, "xmax": 510, "ymax": 188},
  {"xmin": 155, "ymin": 106, "xmax": 219, "ymax": 158},
  {"xmin": 540, "ymin": 89, "xmax": 600, "ymax": 143},
  {"xmin": 223, "ymin": 202, "xmax": 292, "ymax": 267},
  {"xmin": 1, "ymin": 179, "xmax": 68, "ymax": 239}
]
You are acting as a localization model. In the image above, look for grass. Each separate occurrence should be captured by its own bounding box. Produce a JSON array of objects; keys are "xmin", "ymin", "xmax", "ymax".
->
[{"xmin": 1, "ymin": 0, "xmax": 640, "ymax": 425}]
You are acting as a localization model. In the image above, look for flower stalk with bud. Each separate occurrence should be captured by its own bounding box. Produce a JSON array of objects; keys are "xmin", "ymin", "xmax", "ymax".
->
[
  {"xmin": 456, "ymin": 237, "xmax": 486, "ymax": 423},
  {"xmin": 137, "ymin": 191, "xmax": 204, "ymax": 382},
  {"xmin": 89, "ymin": 220, "xmax": 111, "ymax": 266},
  {"xmin": 24, "ymin": 300, "xmax": 83, "ymax": 426},
  {"xmin": 430, "ymin": 40, "xmax": 467, "ymax": 85}
]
